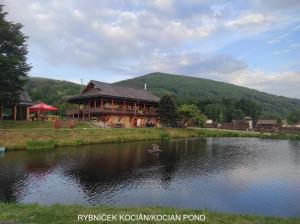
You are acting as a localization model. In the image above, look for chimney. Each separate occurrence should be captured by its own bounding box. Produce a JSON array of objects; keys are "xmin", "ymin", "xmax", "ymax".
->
[{"xmin": 144, "ymin": 83, "xmax": 147, "ymax": 91}]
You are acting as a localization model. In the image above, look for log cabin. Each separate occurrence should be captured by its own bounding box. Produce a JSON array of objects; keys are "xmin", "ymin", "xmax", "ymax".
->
[
  {"xmin": 0, "ymin": 91, "xmax": 33, "ymax": 120},
  {"xmin": 65, "ymin": 80, "xmax": 160, "ymax": 128}
]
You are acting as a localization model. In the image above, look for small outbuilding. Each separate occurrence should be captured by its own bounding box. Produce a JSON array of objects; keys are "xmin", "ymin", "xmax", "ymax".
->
[
  {"xmin": 255, "ymin": 120, "xmax": 279, "ymax": 132},
  {"xmin": 12, "ymin": 91, "xmax": 33, "ymax": 120}
]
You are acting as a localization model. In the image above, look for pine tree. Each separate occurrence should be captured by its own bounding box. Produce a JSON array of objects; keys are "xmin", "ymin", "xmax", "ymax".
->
[
  {"xmin": 158, "ymin": 94, "xmax": 178, "ymax": 127},
  {"xmin": 0, "ymin": 5, "xmax": 31, "ymax": 109}
]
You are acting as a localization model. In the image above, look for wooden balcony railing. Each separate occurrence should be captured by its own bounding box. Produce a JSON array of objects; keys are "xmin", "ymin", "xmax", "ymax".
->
[{"xmin": 65, "ymin": 107, "xmax": 157, "ymax": 116}]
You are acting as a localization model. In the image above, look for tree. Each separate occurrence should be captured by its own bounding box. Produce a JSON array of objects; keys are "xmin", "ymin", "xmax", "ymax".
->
[
  {"xmin": 158, "ymin": 93, "xmax": 178, "ymax": 127},
  {"xmin": 178, "ymin": 104, "xmax": 207, "ymax": 127},
  {"xmin": 0, "ymin": 5, "xmax": 31, "ymax": 109},
  {"xmin": 235, "ymin": 98, "xmax": 262, "ymax": 122},
  {"xmin": 204, "ymin": 103, "xmax": 225, "ymax": 123},
  {"xmin": 287, "ymin": 110, "xmax": 300, "ymax": 124}
]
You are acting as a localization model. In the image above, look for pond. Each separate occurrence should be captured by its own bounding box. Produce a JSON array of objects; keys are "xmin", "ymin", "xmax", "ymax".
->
[{"xmin": 0, "ymin": 137, "xmax": 300, "ymax": 217}]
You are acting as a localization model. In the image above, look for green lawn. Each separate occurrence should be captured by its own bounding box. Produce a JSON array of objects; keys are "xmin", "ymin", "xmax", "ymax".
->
[
  {"xmin": 0, "ymin": 121, "xmax": 300, "ymax": 150},
  {"xmin": 0, "ymin": 204, "xmax": 299, "ymax": 224},
  {"xmin": 0, "ymin": 120, "xmax": 91, "ymax": 129}
]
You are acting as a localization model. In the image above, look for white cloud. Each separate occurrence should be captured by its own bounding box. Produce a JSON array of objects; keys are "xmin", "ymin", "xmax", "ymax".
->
[
  {"xmin": 2, "ymin": 0, "xmax": 300, "ymax": 98},
  {"xmin": 225, "ymin": 70, "xmax": 300, "ymax": 98},
  {"xmin": 272, "ymin": 49, "xmax": 290, "ymax": 55},
  {"xmin": 268, "ymin": 24, "xmax": 300, "ymax": 44},
  {"xmin": 3, "ymin": 0, "xmax": 219, "ymax": 71},
  {"xmin": 224, "ymin": 13, "xmax": 273, "ymax": 30},
  {"xmin": 130, "ymin": 53, "xmax": 247, "ymax": 76},
  {"xmin": 128, "ymin": 52, "xmax": 300, "ymax": 98}
]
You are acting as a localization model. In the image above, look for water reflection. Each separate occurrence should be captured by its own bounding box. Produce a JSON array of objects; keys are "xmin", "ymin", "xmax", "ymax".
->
[{"xmin": 0, "ymin": 138, "xmax": 299, "ymax": 217}]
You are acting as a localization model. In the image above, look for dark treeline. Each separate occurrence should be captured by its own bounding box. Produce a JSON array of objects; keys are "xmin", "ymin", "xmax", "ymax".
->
[
  {"xmin": 197, "ymin": 98, "xmax": 262, "ymax": 123},
  {"xmin": 158, "ymin": 93, "xmax": 293, "ymax": 127}
]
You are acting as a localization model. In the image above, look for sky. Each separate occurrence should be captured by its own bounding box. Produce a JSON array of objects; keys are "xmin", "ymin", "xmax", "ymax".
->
[{"xmin": 2, "ymin": 0, "xmax": 300, "ymax": 98}]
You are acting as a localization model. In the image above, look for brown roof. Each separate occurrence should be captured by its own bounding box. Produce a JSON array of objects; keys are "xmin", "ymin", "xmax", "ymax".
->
[
  {"xmin": 256, "ymin": 120, "xmax": 278, "ymax": 125},
  {"xmin": 18, "ymin": 91, "xmax": 33, "ymax": 106},
  {"xmin": 67, "ymin": 80, "xmax": 160, "ymax": 102}
]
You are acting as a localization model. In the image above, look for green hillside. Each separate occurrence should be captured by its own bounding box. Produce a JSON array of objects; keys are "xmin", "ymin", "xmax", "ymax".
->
[
  {"xmin": 24, "ymin": 77, "xmax": 81, "ymax": 106},
  {"xmin": 25, "ymin": 73, "xmax": 300, "ymax": 118},
  {"xmin": 115, "ymin": 72, "xmax": 300, "ymax": 117}
]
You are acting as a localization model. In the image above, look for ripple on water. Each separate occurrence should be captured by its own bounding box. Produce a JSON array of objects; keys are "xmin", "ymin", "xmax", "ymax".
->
[{"xmin": 0, "ymin": 138, "xmax": 300, "ymax": 217}]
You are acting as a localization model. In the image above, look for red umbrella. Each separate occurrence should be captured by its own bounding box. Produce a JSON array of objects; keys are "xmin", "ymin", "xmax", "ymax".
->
[{"xmin": 30, "ymin": 102, "xmax": 58, "ymax": 112}]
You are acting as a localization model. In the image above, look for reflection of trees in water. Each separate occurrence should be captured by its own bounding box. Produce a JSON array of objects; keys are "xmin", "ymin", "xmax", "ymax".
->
[
  {"xmin": 0, "ymin": 164, "xmax": 26, "ymax": 201},
  {"xmin": 0, "ymin": 151, "xmax": 56, "ymax": 202},
  {"xmin": 1, "ymin": 138, "xmax": 298, "ymax": 204},
  {"xmin": 59, "ymin": 139, "xmax": 211, "ymax": 197},
  {"xmin": 59, "ymin": 138, "xmax": 267, "ymax": 199},
  {"xmin": 61, "ymin": 142, "xmax": 159, "ymax": 198}
]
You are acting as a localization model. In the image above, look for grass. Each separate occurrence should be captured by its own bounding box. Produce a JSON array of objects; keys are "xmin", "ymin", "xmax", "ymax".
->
[
  {"xmin": 0, "ymin": 127, "xmax": 299, "ymax": 150},
  {"xmin": 0, "ymin": 203, "xmax": 299, "ymax": 224},
  {"xmin": 26, "ymin": 140, "xmax": 57, "ymax": 151},
  {"xmin": 0, "ymin": 120, "xmax": 91, "ymax": 129},
  {"xmin": 0, "ymin": 121, "xmax": 299, "ymax": 150}
]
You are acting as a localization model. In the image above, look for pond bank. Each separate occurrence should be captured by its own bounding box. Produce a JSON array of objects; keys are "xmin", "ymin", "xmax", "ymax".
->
[
  {"xmin": 0, "ymin": 203, "xmax": 299, "ymax": 224},
  {"xmin": 0, "ymin": 127, "xmax": 300, "ymax": 150}
]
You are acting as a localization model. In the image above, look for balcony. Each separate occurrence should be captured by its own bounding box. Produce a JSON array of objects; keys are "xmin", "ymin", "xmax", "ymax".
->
[{"xmin": 65, "ymin": 107, "xmax": 157, "ymax": 117}]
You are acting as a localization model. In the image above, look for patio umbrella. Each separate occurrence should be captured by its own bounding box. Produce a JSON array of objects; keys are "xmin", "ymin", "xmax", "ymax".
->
[
  {"xmin": 30, "ymin": 102, "xmax": 58, "ymax": 112},
  {"xmin": 29, "ymin": 102, "xmax": 58, "ymax": 121}
]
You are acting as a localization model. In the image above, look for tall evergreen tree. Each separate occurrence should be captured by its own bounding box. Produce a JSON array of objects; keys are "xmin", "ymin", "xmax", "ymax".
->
[
  {"xmin": 0, "ymin": 5, "xmax": 31, "ymax": 109},
  {"xmin": 158, "ymin": 93, "xmax": 178, "ymax": 127}
]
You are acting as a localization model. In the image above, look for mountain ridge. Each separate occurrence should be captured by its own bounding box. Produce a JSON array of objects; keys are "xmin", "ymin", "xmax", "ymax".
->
[
  {"xmin": 25, "ymin": 73, "xmax": 300, "ymax": 117},
  {"xmin": 114, "ymin": 72, "xmax": 300, "ymax": 117}
]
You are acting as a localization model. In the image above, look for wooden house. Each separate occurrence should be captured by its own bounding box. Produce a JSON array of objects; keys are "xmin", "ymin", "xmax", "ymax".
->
[{"xmin": 65, "ymin": 80, "xmax": 160, "ymax": 128}]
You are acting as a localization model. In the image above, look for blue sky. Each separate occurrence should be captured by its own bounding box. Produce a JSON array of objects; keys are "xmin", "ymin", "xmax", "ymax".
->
[{"xmin": 3, "ymin": 0, "xmax": 300, "ymax": 98}]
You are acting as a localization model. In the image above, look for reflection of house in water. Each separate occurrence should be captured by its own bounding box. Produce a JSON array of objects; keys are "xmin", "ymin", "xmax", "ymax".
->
[
  {"xmin": 2, "ymin": 138, "xmax": 286, "ymax": 205},
  {"xmin": 60, "ymin": 139, "xmax": 216, "ymax": 197}
]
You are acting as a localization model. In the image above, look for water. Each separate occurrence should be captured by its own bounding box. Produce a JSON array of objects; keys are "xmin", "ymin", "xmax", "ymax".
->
[{"xmin": 0, "ymin": 137, "xmax": 300, "ymax": 217}]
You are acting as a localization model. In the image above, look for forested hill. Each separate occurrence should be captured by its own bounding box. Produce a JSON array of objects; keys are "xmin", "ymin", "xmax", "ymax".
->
[
  {"xmin": 115, "ymin": 72, "xmax": 300, "ymax": 117},
  {"xmin": 24, "ymin": 77, "xmax": 81, "ymax": 105},
  {"xmin": 25, "ymin": 73, "xmax": 300, "ymax": 117}
]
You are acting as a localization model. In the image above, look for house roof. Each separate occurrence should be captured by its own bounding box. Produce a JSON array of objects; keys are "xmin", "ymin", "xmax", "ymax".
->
[
  {"xmin": 256, "ymin": 120, "xmax": 278, "ymax": 125},
  {"xmin": 18, "ymin": 91, "xmax": 33, "ymax": 106},
  {"xmin": 67, "ymin": 80, "xmax": 160, "ymax": 103}
]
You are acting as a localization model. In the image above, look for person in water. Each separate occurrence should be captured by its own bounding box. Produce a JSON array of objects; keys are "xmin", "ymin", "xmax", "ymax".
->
[{"xmin": 151, "ymin": 144, "xmax": 160, "ymax": 152}]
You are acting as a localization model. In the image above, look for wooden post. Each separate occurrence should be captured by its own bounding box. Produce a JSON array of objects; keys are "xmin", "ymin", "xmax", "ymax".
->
[
  {"xmin": 26, "ymin": 106, "xmax": 30, "ymax": 120},
  {"xmin": 88, "ymin": 100, "xmax": 91, "ymax": 120},
  {"xmin": 0, "ymin": 105, "xmax": 3, "ymax": 120},
  {"xmin": 134, "ymin": 102, "xmax": 137, "ymax": 114},
  {"xmin": 13, "ymin": 104, "xmax": 17, "ymax": 120},
  {"xmin": 94, "ymin": 99, "xmax": 96, "ymax": 108},
  {"xmin": 101, "ymin": 98, "xmax": 103, "ymax": 109},
  {"xmin": 82, "ymin": 103, "xmax": 85, "ymax": 121},
  {"xmin": 111, "ymin": 99, "xmax": 114, "ymax": 112},
  {"xmin": 123, "ymin": 100, "xmax": 126, "ymax": 112},
  {"xmin": 78, "ymin": 105, "xmax": 80, "ymax": 120}
]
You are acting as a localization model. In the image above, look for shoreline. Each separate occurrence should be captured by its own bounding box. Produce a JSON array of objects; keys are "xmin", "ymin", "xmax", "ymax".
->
[
  {"xmin": 0, "ymin": 203, "xmax": 299, "ymax": 224},
  {"xmin": 0, "ymin": 126, "xmax": 300, "ymax": 150}
]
